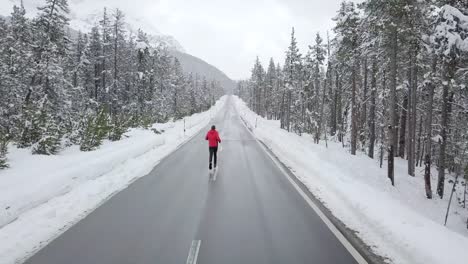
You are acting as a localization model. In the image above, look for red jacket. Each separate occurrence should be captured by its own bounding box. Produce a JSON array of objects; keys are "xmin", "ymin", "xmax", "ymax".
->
[{"xmin": 206, "ymin": 129, "xmax": 221, "ymax": 147}]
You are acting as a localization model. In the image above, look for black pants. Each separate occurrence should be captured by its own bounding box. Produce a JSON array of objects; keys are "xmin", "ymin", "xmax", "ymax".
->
[{"xmin": 209, "ymin": 146, "xmax": 218, "ymax": 166}]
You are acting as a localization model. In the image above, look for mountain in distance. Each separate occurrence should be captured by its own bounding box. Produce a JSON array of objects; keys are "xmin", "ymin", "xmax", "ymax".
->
[
  {"xmin": 1, "ymin": 8, "xmax": 235, "ymax": 92},
  {"xmin": 69, "ymin": 11, "xmax": 235, "ymax": 92},
  {"xmin": 170, "ymin": 50, "xmax": 235, "ymax": 93}
]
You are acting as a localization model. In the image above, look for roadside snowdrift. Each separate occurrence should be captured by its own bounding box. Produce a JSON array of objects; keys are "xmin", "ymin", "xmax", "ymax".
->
[
  {"xmin": 234, "ymin": 96, "xmax": 468, "ymax": 264},
  {"xmin": 0, "ymin": 96, "xmax": 226, "ymax": 264}
]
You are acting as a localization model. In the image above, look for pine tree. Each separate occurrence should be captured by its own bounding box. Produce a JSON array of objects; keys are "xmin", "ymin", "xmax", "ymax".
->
[
  {"xmin": 265, "ymin": 58, "xmax": 277, "ymax": 119},
  {"xmin": 309, "ymin": 33, "xmax": 326, "ymax": 143},
  {"xmin": 283, "ymin": 28, "xmax": 302, "ymax": 132},
  {"xmin": 250, "ymin": 57, "xmax": 265, "ymax": 116},
  {"xmin": 171, "ymin": 57, "xmax": 187, "ymax": 119},
  {"xmin": 432, "ymin": 4, "xmax": 468, "ymax": 197},
  {"xmin": 24, "ymin": 0, "xmax": 71, "ymax": 155},
  {"xmin": 334, "ymin": 1, "xmax": 361, "ymax": 155}
]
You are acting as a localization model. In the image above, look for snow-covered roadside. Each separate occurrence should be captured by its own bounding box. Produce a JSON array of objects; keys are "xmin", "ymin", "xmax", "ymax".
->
[
  {"xmin": 0, "ymin": 96, "xmax": 226, "ymax": 264},
  {"xmin": 233, "ymin": 96, "xmax": 468, "ymax": 264}
]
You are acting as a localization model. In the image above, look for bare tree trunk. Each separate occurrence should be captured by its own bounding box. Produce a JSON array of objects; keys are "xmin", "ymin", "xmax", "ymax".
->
[
  {"xmin": 408, "ymin": 56, "xmax": 418, "ymax": 176},
  {"xmin": 361, "ymin": 57, "xmax": 368, "ymax": 148},
  {"xmin": 351, "ymin": 66, "xmax": 358, "ymax": 155},
  {"xmin": 424, "ymin": 58, "xmax": 436, "ymax": 199},
  {"xmin": 464, "ymin": 167, "xmax": 467, "ymax": 208},
  {"xmin": 399, "ymin": 91, "xmax": 408, "ymax": 158},
  {"xmin": 437, "ymin": 78, "xmax": 450, "ymax": 198},
  {"xmin": 388, "ymin": 27, "xmax": 398, "ymax": 186},
  {"xmin": 316, "ymin": 78, "xmax": 327, "ymax": 143},
  {"xmin": 416, "ymin": 116, "xmax": 423, "ymax": 167},
  {"xmin": 331, "ymin": 72, "xmax": 338, "ymax": 136},
  {"xmin": 445, "ymin": 167, "xmax": 460, "ymax": 226},
  {"xmin": 405, "ymin": 57, "xmax": 413, "ymax": 162},
  {"xmin": 368, "ymin": 58, "xmax": 377, "ymax": 159},
  {"xmin": 280, "ymin": 91, "xmax": 286, "ymax": 129},
  {"xmin": 337, "ymin": 75, "xmax": 343, "ymax": 142}
]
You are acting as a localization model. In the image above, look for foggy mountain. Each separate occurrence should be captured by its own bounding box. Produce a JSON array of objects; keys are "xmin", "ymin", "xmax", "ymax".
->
[{"xmin": 170, "ymin": 50, "xmax": 235, "ymax": 93}]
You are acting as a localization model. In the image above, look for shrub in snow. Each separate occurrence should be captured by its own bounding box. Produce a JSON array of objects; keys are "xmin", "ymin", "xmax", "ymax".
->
[
  {"xmin": 31, "ymin": 111, "xmax": 61, "ymax": 155},
  {"xmin": 0, "ymin": 135, "xmax": 8, "ymax": 169},
  {"xmin": 80, "ymin": 108, "xmax": 111, "ymax": 151},
  {"xmin": 108, "ymin": 114, "xmax": 128, "ymax": 142}
]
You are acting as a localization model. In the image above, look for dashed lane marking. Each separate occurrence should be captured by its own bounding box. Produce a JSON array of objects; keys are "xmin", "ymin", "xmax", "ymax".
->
[{"xmin": 186, "ymin": 240, "xmax": 201, "ymax": 264}]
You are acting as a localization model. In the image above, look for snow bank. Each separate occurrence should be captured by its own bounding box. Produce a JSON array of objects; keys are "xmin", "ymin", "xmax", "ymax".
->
[
  {"xmin": 233, "ymin": 96, "xmax": 468, "ymax": 264},
  {"xmin": 0, "ymin": 96, "xmax": 226, "ymax": 264}
]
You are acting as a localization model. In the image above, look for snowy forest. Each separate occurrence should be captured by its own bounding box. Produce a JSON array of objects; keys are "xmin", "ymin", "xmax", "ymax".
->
[
  {"xmin": 236, "ymin": 0, "xmax": 468, "ymax": 200},
  {"xmin": 0, "ymin": 0, "xmax": 224, "ymax": 168}
]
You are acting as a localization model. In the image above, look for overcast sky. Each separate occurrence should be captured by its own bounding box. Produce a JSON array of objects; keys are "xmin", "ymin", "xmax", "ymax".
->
[{"xmin": 1, "ymin": 0, "xmax": 349, "ymax": 80}]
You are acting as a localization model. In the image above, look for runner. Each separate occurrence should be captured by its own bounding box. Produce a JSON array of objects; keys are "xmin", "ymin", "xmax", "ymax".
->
[{"xmin": 205, "ymin": 125, "xmax": 221, "ymax": 170}]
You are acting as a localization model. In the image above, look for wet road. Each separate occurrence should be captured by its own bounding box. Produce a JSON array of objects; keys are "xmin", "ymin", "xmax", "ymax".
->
[{"xmin": 25, "ymin": 96, "xmax": 361, "ymax": 264}]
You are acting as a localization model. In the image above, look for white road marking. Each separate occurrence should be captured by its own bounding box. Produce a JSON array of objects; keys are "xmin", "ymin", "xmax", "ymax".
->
[
  {"xmin": 186, "ymin": 240, "xmax": 201, "ymax": 264},
  {"xmin": 238, "ymin": 114, "xmax": 368, "ymax": 264},
  {"xmin": 213, "ymin": 168, "xmax": 218, "ymax": 181}
]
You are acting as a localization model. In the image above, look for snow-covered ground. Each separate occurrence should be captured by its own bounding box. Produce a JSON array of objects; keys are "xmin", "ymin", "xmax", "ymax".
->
[
  {"xmin": 233, "ymin": 96, "xmax": 468, "ymax": 264},
  {"xmin": 0, "ymin": 96, "xmax": 226, "ymax": 264}
]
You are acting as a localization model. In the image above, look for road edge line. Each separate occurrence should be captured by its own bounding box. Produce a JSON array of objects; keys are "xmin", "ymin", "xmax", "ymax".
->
[{"xmin": 237, "ymin": 112, "xmax": 379, "ymax": 264}]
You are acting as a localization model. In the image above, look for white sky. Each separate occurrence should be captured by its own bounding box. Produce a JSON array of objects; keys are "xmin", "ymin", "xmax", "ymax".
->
[{"xmin": 1, "ymin": 0, "xmax": 348, "ymax": 80}]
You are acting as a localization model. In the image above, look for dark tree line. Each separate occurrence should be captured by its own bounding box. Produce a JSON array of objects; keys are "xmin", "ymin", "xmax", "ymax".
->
[
  {"xmin": 236, "ymin": 0, "xmax": 468, "ymax": 200},
  {"xmin": 0, "ymin": 0, "xmax": 224, "ymax": 168}
]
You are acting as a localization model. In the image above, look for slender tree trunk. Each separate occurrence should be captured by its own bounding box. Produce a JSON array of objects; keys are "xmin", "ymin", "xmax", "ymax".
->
[
  {"xmin": 408, "ymin": 55, "xmax": 418, "ymax": 176},
  {"xmin": 94, "ymin": 63, "xmax": 100, "ymax": 100},
  {"xmin": 399, "ymin": 91, "xmax": 408, "ymax": 158},
  {"xmin": 351, "ymin": 66, "xmax": 358, "ymax": 155},
  {"xmin": 424, "ymin": 57, "xmax": 436, "ymax": 199},
  {"xmin": 337, "ymin": 76, "xmax": 343, "ymax": 143},
  {"xmin": 416, "ymin": 116, "xmax": 423, "ymax": 167},
  {"xmin": 280, "ymin": 91, "xmax": 285, "ymax": 129},
  {"xmin": 316, "ymin": 78, "xmax": 327, "ymax": 143},
  {"xmin": 405, "ymin": 57, "xmax": 412, "ymax": 161},
  {"xmin": 361, "ymin": 57, "xmax": 368, "ymax": 148},
  {"xmin": 388, "ymin": 27, "xmax": 398, "ymax": 186},
  {"xmin": 380, "ymin": 69, "xmax": 387, "ymax": 168},
  {"xmin": 368, "ymin": 58, "xmax": 377, "ymax": 159},
  {"xmin": 331, "ymin": 71, "xmax": 338, "ymax": 136},
  {"xmin": 437, "ymin": 76, "xmax": 450, "ymax": 198}
]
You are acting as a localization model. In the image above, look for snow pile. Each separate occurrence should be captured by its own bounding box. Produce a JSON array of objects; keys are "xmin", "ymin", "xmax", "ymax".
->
[
  {"xmin": 234, "ymin": 96, "xmax": 468, "ymax": 264},
  {"xmin": 0, "ymin": 96, "xmax": 226, "ymax": 264}
]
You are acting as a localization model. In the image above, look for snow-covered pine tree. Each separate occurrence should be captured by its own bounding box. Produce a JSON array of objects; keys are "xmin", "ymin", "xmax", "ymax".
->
[
  {"xmin": 28, "ymin": 0, "xmax": 71, "ymax": 155},
  {"xmin": 171, "ymin": 57, "xmax": 187, "ymax": 119},
  {"xmin": 431, "ymin": 3, "xmax": 468, "ymax": 197},
  {"xmin": 1, "ymin": 3, "xmax": 33, "ymax": 144},
  {"xmin": 265, "ymin": 58, "xmax": 277, "ymax": 120},
  {"xmin": 334, "ymin": 1, "xmax": 361, "ymax": 155},
  {"xmin": 282, "ymin": 28, "xmax": 302, "ymax": 133},
  {"xmin": 309, "ymin": 33, "xmax": 326, "ymax": 143},
  {"xmin": 250, "ymin": 57, "xmax": 265, "ymax": 116}
]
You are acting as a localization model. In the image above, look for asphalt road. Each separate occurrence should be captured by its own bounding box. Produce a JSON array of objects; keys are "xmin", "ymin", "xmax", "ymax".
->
[{"xmin": 25, "ymin": 97, "xmax": 360, "ymax": 264}]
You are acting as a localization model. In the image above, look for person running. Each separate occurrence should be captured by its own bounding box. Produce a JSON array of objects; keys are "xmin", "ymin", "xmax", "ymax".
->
[{"xmin": 205, "ymin": 125, "xmax": 221, "ymax": 170}]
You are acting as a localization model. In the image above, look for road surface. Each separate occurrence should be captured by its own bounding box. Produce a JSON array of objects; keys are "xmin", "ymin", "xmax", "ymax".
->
[{"xmin": 25, "ymin": 97, "xmax": 360, "ymax": 264}]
